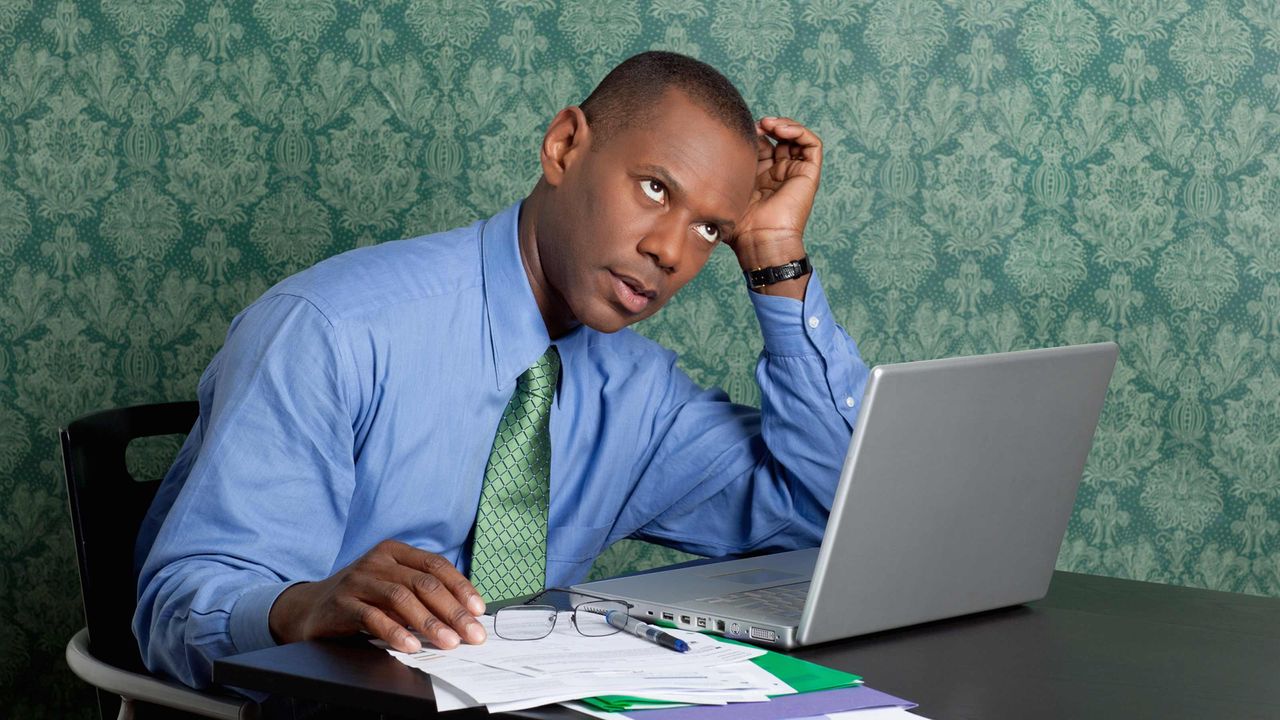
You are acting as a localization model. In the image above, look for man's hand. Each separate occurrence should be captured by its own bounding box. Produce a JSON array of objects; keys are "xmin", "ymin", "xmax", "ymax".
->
[
  {"xmin": 731, "ymin": 116, "xmax": 824, "ymax": 299},
  {"xmin": 268, "ymin": 539, "xmax": 487, "ymax": 654}
]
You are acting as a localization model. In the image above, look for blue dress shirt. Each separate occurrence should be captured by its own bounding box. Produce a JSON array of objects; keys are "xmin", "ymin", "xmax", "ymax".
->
[{"xmin": 133, "ymin": 199, "xmax": 868, "ymax": 689}]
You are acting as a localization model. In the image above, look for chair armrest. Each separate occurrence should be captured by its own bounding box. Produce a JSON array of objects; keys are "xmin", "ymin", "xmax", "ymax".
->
[{"xmin": 66, "ymin": 628, "xmax": 258, "ymax": 720}]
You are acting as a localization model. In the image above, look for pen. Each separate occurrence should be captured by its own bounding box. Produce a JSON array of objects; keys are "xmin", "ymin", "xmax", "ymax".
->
[{"xmin": 604, "ymin": 609, "xmax": 690, "ymax": 653}]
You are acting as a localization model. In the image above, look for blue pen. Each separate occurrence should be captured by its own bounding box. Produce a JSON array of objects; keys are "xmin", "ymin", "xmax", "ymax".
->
[{"xmin": 604, "ymin": 610, "xmax": 690, "ymax": 653}]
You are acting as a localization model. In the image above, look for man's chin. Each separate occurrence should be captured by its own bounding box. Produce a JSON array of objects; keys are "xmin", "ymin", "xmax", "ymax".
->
[
  {"xmin": 581, "ymin": 300, "xmax": 654, "ymax": 334},
  {"xmin": 581, "ymin": 314, "xmax": 629, "ymax": 335}
]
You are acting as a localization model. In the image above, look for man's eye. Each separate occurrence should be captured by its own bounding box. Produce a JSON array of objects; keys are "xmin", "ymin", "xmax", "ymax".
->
[
  {"xmin": 695, "ymin": 223, "xmax": 720, "ymax": 244},
  {"xmin": 640, "ymin": 179, "xmax": 665, "ymax": 203}
]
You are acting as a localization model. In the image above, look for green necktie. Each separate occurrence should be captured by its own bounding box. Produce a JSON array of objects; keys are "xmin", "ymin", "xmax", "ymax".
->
[{"xmin": 469, "ymin": 346, "xmax": 560, "ymax": 601}]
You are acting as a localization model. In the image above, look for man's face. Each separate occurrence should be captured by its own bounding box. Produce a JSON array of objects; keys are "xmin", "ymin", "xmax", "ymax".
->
[{"xmin": 538, "ymin": 90, "xmax": 757, "ymax": 334}]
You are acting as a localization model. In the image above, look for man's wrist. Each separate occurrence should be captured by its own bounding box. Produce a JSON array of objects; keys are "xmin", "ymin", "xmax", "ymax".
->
[
  {"xmin": 744, "ymin": 256, "xmax": 811, "ymax": 289},
  {"xmin": 732, "ymin": 229, "xmax": 806, "ymax": 270},
  {"xmin": 230, "ymin": 580, "xmax": 307, "ymax": 654},
  {"xmin": 733, "ymin": 230, "xmax": 809, "ymax": 299},
  {"xmin": 267, "ymin": 581, "xmax": 309, "ymax": 645}
]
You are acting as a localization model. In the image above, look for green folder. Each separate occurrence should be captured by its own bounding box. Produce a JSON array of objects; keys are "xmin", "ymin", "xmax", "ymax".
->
[{"xmin": 581, "ymin": 635, "xmax": 862, "ymax": 712}]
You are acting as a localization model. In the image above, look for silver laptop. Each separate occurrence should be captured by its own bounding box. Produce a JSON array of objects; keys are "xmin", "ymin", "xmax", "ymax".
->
[{"xmin": 572, "ymin": 342, "xmax": 1118, "ymax": 650}]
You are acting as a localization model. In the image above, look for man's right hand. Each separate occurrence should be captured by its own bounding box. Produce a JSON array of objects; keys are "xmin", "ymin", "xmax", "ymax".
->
[{"xmin": 267, "ymin": 539, "xmax": 487, "ymax": 653}]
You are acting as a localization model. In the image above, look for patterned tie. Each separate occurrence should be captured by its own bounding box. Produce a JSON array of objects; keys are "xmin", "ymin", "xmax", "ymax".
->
[{"xmin": 469, "ymin": 346, "xmax": 561, "ymax": 601}]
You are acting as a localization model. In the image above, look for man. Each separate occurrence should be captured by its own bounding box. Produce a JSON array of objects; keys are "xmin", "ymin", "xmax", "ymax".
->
[{"xmin": 134, "ymin": 51, "xmax": 868, "ymax": 690}]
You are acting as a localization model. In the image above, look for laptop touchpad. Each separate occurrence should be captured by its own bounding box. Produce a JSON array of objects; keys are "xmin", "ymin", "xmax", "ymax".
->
[{"xmin": 710, "ymin": 568, "xmax": 804, "ymax": 585}]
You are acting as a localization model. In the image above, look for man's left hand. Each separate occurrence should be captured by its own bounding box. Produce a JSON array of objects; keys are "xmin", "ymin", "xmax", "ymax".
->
[{"xmin": 730, "ymin": 116, "xmax": 823, "ymax": 299}]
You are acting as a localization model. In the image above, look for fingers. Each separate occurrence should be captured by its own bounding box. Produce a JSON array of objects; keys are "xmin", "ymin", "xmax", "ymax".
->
[
  {"xmin": 383, "ymin": 542, "xmax": 487, "ymax": 646},
  {"xmin": 397, "ymin": 568, "xmax": 488, "ymax": 646},
  {"xmin": 775, "ymin": 136, "xmax": 794, "ymax": 166},
  {"xmin": 347, "ymin": 569, "xmax": 481, "ymax": 650},
  {"xmin": 343, "ymin": 596, "xmax": 423, "ymax": 654},
  {"xmin": 388, "ymin": 541, "xmax": 486, "ymax": 615},
  {"xmin": 755, "ymin": 134, "xmax": 776, "ymax": 176},
  {"xmin": 293, "ymin": 541, "xmax": 492, "ymax": 655},
  {"xmin": 344, "ymin": 572, "xmax": 456, "ymax": 650},
  {"xmin": 757, "ymin": 116, "xmax": 823, "ymax": 167}
]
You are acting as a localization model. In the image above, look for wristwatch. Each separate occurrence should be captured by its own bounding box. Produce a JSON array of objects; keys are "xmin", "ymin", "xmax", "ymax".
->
[{"xmin": 743, "ymin": 256, "xmax": 812, "ymax": 289}]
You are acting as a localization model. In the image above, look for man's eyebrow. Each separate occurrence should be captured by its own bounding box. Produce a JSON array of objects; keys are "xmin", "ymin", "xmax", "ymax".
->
[{"xmin": 636, "ymin": 163, "xmax": 737, "ymax": 231}]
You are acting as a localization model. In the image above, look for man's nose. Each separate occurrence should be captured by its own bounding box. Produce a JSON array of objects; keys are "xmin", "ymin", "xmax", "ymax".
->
[{"xmin": 638, "ymin": 216, "xmax": 685, "ymax": 273}]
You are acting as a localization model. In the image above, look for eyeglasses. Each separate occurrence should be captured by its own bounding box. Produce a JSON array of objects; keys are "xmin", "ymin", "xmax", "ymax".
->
[{"xmin": 492, "ymin": 587, "xmax": 633, "ymax": 641}]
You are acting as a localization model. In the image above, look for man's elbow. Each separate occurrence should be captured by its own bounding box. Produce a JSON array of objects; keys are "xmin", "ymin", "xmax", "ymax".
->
[{"xmin": 134, "ymin": 583, "xmax": 224, "ymax": 690}]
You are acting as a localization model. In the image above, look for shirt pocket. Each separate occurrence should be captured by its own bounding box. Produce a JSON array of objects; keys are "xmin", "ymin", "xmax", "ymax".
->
[{"xmin": 546, "ymin": 524, "xmax": 612, "ymax": 586}]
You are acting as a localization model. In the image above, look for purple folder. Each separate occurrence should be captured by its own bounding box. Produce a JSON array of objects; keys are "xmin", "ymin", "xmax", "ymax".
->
[{"xmin": 623, "ymin": 685, "xmax": 916, "ymax": 720}]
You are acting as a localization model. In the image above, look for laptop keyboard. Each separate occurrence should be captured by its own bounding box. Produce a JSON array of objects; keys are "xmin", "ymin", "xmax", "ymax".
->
[{"xmin": 697, "ymin": 581, "xmax": 810, "ymax": 617}]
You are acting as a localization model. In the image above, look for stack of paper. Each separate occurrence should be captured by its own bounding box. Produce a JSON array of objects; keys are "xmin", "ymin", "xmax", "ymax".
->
[
  {"xmin": 567, "ymin": 686, "xmax": 922, "ymax": 719},
  {"xmin": 383, "ymin": 611, "xmax": 839, "ymax": 713}
]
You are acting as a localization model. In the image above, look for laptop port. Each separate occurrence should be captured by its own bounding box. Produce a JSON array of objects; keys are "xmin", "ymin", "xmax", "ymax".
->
[
  {"xmin": 680, "ymin": 615, "xmax": 691, "ymax": 625},
  {"xmin": 715, "ymin": 620, "xmax": 725, "ymax": 632},
  {"xmin": 696, "ymin": 617, "xmax": 707, "ymax": 628},
  {"xmin": 661, "ymin": 612, "xmax": 674, "ymax": 621},
  {"xmin": 749, "ymin": 626, "xmax": 778, "ymax": 643}
]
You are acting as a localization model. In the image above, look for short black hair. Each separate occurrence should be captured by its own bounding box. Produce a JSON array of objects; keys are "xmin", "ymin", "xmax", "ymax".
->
[{"xmin": 579, "ymin": 51, "xmax": 756, "ymax": 150}]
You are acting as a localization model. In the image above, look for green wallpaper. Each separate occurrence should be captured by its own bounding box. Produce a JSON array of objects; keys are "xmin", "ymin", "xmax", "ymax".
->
[{"xmin": 2, "ymin": 0, "xmax": 1279, "ymax": 715}]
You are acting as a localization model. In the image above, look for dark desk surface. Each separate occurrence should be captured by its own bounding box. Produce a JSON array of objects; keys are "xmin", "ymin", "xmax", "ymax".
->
[{"xmin": 215, "ymin": 571, "xmax": 1280, "ymax": 719}]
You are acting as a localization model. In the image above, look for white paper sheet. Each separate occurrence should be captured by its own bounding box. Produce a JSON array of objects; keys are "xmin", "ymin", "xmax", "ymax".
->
[
  {"xmin": 392, "ymin": 653, "xmax": 778, "ymax": 710},
  {"xmin": 382, "ymin": 612, "xmax": 785, "ymax": 713}
]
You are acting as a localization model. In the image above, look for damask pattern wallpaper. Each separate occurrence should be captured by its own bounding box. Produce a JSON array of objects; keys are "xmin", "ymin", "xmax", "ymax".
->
[{"xmin": 1, "ymin": 0, "xmax": 1278, "ymax": 715}]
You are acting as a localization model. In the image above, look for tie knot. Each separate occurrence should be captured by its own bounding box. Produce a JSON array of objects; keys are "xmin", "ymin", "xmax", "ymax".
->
[{"xmin": 520, "ymin": 346, "xmax": 560, "ymax": 399}]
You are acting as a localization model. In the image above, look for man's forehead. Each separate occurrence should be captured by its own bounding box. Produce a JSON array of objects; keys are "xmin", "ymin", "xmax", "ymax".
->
[{"xmin": 608, "ymin": 89, "xmax": 752, "ymax": 164}]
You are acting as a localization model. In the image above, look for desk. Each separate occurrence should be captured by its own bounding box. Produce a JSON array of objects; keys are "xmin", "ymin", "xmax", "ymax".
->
[{"xmin": 214, "ymin": 571, "xmax": 1280, "ymax": 719}]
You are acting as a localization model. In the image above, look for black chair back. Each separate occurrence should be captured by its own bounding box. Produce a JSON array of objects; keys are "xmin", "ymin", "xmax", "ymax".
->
[{"xmin": 60, "ymin": 401, "xmax": 199, "ymax": 678}]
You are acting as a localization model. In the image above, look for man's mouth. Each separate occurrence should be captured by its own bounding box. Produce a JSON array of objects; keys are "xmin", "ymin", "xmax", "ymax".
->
[{"xmin": 609, "ymin": 271, "xmax": 656, "ymax": 313}]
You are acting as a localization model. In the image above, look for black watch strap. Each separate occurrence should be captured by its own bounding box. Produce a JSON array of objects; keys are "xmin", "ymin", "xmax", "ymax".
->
[{"xmin": 744, "ymin": 256, "xmax": 812, "ymax": 289}]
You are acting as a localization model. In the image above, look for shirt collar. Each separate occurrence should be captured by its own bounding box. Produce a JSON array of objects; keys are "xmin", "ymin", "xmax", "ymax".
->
[{"xmin": 480, "ymin": 199, "xmax": 552, "ymax": 392}]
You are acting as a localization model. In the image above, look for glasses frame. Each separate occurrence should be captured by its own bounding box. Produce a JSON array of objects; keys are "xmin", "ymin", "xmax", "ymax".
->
[{"xmin": 492, "ymin": 587, "xmax": 634, "ymax": 641}]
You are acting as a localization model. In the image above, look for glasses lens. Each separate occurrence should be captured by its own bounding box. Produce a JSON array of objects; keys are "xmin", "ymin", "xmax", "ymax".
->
[
  {"xmin": 494, "ymin": 605, "xmax": 557, "ymax": 640},
  {"xmin": 573, "ymin": 600, "xmax": 629, "ymax": 636}
]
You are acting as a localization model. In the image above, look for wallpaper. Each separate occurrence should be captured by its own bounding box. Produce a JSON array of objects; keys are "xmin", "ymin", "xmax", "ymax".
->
[{"xmin": 2, "ymin": 0, "xmax": 1279, "ymax": 716}]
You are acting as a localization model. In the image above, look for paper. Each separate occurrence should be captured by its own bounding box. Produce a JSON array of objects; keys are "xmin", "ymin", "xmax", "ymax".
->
[
  {"xmin": 734, "ymin": 644, "xmax": 861, "ymax": 695},
  {"xmin": 429, "ymin": 676, "xmax": 478, "ymax": 713},
  {"xmin": 575, "ymin": 661, "xmax": 794, "ymax": 712},
  {"xmin": 578, "ymin": 709, "xmax": 928, "ymax": 720},
  {"xmin": 384, "ymin": 613, "xmax": 782, "ymax": 712},
  {"xmin": 582, "ymin": 638, "xmax": 860, "ymax": 712},
  {"xmin": 563, "ymin": 700, "xmax": 635, "ymax": 719},
  {"xmin": 393, "ymin": 650, "xmax": 769, "ymax": 711},
  {"xmin": 562, "ymin": 687, "xmax": 922, "ymax": 720},
  {"xmin": 380, "ymin": 612, "xmax": 913, "ymax": 716},
  {"xmin": 614, "ymin": 686, "xmax": 916, "ymax": 720}
]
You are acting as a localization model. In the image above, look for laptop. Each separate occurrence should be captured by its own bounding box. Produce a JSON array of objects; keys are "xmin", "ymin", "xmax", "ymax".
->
[{"xmin": 571, "ymin": 342, "xmax": 1118, "ymax": 650}]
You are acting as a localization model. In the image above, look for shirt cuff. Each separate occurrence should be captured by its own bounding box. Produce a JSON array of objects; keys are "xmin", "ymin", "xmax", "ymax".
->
[
  {"xmin": 229, "ymin": 580, "xmax": 305, "ymax": 654},
  {"xmin": 748, "ymin": 270, "xmax": 837, "ymax": 357}
]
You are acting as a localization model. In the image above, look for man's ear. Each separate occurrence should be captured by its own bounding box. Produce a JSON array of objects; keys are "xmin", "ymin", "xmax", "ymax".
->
[{"xmin": 540, "ymin": 106, "xmax": 591, "ymax": 187}]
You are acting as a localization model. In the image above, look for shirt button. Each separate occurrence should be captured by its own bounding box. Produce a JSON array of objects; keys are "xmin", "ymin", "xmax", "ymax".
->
[
  {"xmin": 807, "ymin": 316, "xmax": 820, "ymax": 329},
  {"xmin": 845, "ymin": 396, "xmax": 855, "ymax": 408}
]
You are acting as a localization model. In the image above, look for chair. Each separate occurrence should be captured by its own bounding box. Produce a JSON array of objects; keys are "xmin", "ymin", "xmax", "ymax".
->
[{"xmin": 60, "ymin": 401, "xmax": 259, "ymax": 720}]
